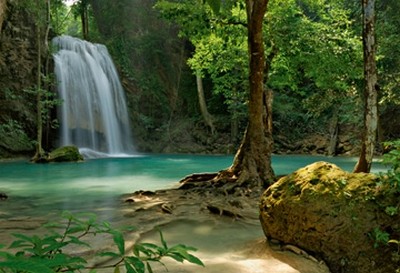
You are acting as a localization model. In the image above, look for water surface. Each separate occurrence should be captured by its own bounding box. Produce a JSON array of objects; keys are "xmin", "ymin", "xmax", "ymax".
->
[{"xmin": 0, "ymin": 154, "xmax": 385, "ymax": 218}]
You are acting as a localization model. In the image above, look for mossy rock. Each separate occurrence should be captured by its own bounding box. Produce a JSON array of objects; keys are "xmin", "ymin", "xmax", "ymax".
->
[
  {"xmin": 259, "ymin": 161, "xmax": 400, "ymax": 273},
  {"xmin": 47, "ymin": 146, "xmax": 84, "ymax": 162}
]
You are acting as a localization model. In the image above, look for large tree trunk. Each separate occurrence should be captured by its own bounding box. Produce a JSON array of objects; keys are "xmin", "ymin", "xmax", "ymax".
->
[
  {"xmin": 180, "ymin": 0, "xmax": 274, "ymax": 189},
  {"xmin": 354, "ymin": 0, "xmax": 378, "ymax": 173},
  {"xmin": 196, "ymin": 72, "xmax": 215, "ymax": 135},
  {"xmin": 226, "ymin": 0, "xmax": 274, "ymax": 186}
]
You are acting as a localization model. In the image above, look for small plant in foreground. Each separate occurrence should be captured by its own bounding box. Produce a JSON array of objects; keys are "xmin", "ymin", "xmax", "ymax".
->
[
  {"xmin": 370, "ymin": 227, "xmax": 390, "ymax": 248},
  {"xmin": 0, "ymin": 211, "xmax": 204, "ymax": 273}
]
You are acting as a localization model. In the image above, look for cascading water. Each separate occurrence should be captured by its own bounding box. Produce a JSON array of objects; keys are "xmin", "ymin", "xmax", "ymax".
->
[{"xmin": 53, "ymin": 35, "xmax": 135, "ymax": 158}]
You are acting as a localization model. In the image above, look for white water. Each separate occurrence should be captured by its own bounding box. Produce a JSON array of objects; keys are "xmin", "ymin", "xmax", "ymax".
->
[{"xmin": 53, "ymin": 35, "xmax": 135, "ymax": 158}]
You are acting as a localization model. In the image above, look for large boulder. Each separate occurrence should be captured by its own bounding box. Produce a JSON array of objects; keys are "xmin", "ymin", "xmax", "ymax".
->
[
  {"xmin": 259, "ymin": 161, "xmax": 400, "ymax": 273},
  {"xmin": 47, "ymin": 146, "xmax": 83, "ymax": 162}
]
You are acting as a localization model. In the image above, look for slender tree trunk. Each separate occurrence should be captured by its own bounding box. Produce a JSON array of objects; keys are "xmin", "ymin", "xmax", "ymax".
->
[
  {"xmin": 225, "ymin": 0, "xmax": 274, "ymax": 186},
  {"xmin": 196, "ymin": 72, "xmax": 215, "ymax": 135},
  {"xmin": 35, "ymin": 24, "xmax": 43, "ymax": 157},
  {"xmin": 81, "ymin": 7, "xmax": 89, "ymax": 40},
  {"xmin": 231, "ymin": 95, "xmax": 239, "ymax": 144},
  {"xmin": 32, "ymin": 0, "xmax": 51, "ymax": 162},
  {"xmin": 327, "ymin": 107, "xmax": 339, "ymax": 156},
  {"xmin": 354, "ymin": 0, "xmax": 378, "ymax": 173},
  {"xmin": 44, "ymin": 0, "xmax": 51, "ymax": 150},
  {"xmin": 32, "ymin": 0, "xmax": 44, "ymax": 161}
]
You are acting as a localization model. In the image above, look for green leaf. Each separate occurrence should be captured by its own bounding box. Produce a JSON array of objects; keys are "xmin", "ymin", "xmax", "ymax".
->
[
  {"xmin": 42, "ymin": 241, "xmax": 68, "ymax": 253},
  {"xmin": 97, "ymin": 251, "xmax": 121, "ymax": 259},
  {"xmin": 185, "ymin": 253, "xmax": 205, "ymax": 266},
  {"xmin": 146, "ymin": 262, "xmax": 154, "ymax": 273},
  {"xmin": 36, "ymin": 253, "xmax": 86, "ymax": 269},
  {"xmin": 112, "ymin": 231, "xmax": 125, "ymax": 255},
  {"xmin": 11, "ymin": 233, "xmax": 34, "ymax": 244},
  {"xmin": 0, "ymin": 258, "xmax": 54, "ymax": 273},
  {"xmin": 159, "ymin": 230, "xmax": 168, "ymax": 250},
  {"xmin": 169, "ymin": 244, "xmax": 198, "ymax": 253},
  {"xmin": 165, "ymin": 252, "xmax": 184, "ymax": 263},
  {"xmin": 67, "ymin": 235, "xmax": 91, "ymax": 248},
  {"xmin": 66, "ymin": 225, "xmax": 88, "ymax": 234},
  {"xmin": 167, "ymin": 245, "xmax": 204, "ymax": 267},
  {"xmin": 138, "ymin": 242, "xmax": 165, "ymax": 256},
  {"xmin": 133, "ymin": 244, "xmax": 157, "ymax": 257},
  {"xmin": 9, "ymin": 239, "xmax": 32, "ymax": 249},
  {"xmin": 124, "ymin": 261, "xmax": 138, "ymax": 273},
  {"xmin": 125, "ymin": 256, "xmax": 145, "ymax": 273}
]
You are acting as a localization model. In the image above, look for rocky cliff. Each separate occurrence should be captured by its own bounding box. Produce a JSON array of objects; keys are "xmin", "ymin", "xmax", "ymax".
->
[{"xmin": 0, "ymin": 0, "xmax": 38, "ymax": 157}]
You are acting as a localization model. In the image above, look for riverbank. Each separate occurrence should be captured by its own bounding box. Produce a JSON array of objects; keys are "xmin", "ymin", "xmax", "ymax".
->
[{"xmin": 0, "ymin": 178, "xmax": 330, "ymax": 273}]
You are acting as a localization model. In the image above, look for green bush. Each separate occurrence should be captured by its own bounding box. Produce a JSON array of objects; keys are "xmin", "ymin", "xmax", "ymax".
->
[
  {"xmin": 0, "ymin": 212, "xmax": 204, "ymax": 273},
  {"xmin": 382, "ymin": 139, "xmax": 400, "ymax": 192}
]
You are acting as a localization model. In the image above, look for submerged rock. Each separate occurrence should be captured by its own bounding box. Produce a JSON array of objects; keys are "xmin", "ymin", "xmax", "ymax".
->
[
  {"xmin": 259, "ymin": 161, "xmax": 399, "ymax": 273},
  {"xmin": 47, "ymin": 146, "xmax": 84, "ymax": 162},
  {"xmin": 0, "ymin": 192, "xmax": 7, "ymax": 200}
]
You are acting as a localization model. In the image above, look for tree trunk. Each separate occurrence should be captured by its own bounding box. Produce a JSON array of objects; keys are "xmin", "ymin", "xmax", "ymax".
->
[
  {"xmin": 196, "ymin": 72, "xmax": 215, "ymax": 135},
  {"xmin": 32, "ymin": 0, "xmax": 45, "ymax": 161},
  {"xmin": 32, "ymin": 0, "xmax": 52, "ymax": 162},
  {"xmin": 327, "ymin": 107, "xmax": 339, "ymax": 156},
  {"xmin": 82, "ymin": 8, "xmax": 89, "ymax": 40},
  {"xmin": 354, "ymin": 0, "xmax": 378, "ymax": 173},
  {"xmin": 81, "ymin": 0, "xmax": 89, "ymax": 40},
  {"xmin": 224, "ymin": 0, "xmax": 274, "ymax": 186},
  {"xmin": 180, "ymin": 0, "xmax": 274, "ymax": 189}
]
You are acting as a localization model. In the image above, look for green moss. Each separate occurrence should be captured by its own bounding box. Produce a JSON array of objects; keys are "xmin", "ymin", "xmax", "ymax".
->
[{"xmin": 47, "ymin": 146, "xmax": 83, "ymax": 162}]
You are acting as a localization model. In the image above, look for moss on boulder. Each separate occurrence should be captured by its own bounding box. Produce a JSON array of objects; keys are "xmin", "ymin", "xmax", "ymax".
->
[
  {"xmin": 47, "ymin": 146, "xmax": 83, "ymax": 162},
  {"xmin": 259, "ymin": 161, "xmax": 400, "ymax": 273}
]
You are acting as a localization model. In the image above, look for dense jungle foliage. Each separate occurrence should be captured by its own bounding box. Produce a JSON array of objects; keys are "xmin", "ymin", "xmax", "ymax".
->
[{"xmin": 0, "ymin": 0, "xmax": 399, "ymax": 157}]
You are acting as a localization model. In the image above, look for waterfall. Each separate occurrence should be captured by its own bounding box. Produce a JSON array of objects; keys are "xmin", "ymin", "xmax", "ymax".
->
[{"xmin": 53, "ymin": 35, "xmax": 135, "ymax": 158}]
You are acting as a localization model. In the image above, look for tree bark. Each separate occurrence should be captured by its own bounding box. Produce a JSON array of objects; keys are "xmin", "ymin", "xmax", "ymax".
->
[
  {"xmin": 354, "ymin": 0, "xmax": 378, "ymax": 173},
  {"xmin": 196, "ymin": 72, "xmax": 215, "ymax": 135}
]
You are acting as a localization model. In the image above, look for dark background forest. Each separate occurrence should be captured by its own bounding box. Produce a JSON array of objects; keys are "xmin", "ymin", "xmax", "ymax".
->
[{"xmin": 0, "ymin": 0, "xmax": 399, "ymax": 158}]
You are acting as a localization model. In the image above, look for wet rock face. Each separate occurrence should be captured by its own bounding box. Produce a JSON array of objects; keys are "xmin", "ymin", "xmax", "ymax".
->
[{"xmin": 259, "ymin": 161, "xmax": 399, "ymax": 273}]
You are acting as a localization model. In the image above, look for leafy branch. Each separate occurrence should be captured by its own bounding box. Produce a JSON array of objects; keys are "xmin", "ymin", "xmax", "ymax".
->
[{"xmin": 0, "ymin": 212, "xmax": 204, "ymax": 273}]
